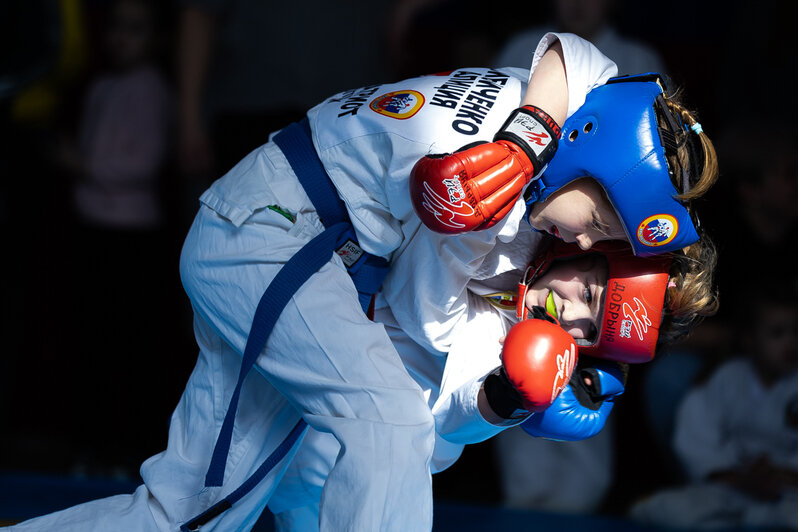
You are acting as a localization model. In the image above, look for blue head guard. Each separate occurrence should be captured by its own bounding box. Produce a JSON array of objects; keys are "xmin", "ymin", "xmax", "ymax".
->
[{"xmin": 525, "ymin": 73, "xmax": 699, "ymax": 256}]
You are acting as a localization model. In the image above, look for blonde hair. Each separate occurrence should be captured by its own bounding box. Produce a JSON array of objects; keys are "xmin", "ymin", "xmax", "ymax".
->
[
  {"xmin": 658, "ymin": 235, "xmax": 720, "ymax": 346},
  {"xmin": 649, "ymin": 91, "xmax": 721, "ymax": 347}
]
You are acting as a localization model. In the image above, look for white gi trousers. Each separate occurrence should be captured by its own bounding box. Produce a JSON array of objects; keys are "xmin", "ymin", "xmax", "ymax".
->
[
  {"xmin": 268, "ymin": 306, "xmax": 466, "ymax": 532},
  {"xmin": 9, "ymin": 141, "xmax": 435, "ymax": 531},
  {"xmin": 267, "ymin": 294, "xmax": 520, "ymax": 531}
]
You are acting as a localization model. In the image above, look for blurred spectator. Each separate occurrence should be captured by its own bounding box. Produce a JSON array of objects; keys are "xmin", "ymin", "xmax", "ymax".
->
[
  {"xmin": 54, "ymin": 0, "xmax": 179, "ymax": 477},
  {"xmin": 636, "ymin": 114, "xmax": 798, "ymax": 494},
  {"xmin": 629, "ymin": 283, "xmax": 798, "ymax": 530},
  {"xmin": 493, "ymin": 419, "xmax": 615, "ymax": 514},
  {"xmin": 493, "ymin": 0, "xmax": 666, "ymax": 76},
  {"xmin": 385, "ymin": 0, "xmax": 514, "ymax": 80},
  {"xmin": 175, "ymin": 0, "xmax": 394, "ymax": 220},
  {"xmin": 59, "ymin": 0, "xmax": 172, "ymax": 231}
]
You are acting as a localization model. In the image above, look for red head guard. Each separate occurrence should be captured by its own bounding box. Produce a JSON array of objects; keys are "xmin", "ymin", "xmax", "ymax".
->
[{"xmin": 517, "ymin": 239, "xmax": 672, "ymax": 363}]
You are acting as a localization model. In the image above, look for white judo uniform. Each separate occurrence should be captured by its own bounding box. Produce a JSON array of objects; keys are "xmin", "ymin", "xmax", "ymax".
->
[{"xmin": 8, "ymin": 33, "xmax": 615, "ymax": 532}]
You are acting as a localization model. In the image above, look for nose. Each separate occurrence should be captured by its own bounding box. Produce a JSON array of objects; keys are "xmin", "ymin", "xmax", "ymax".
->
[
  {"xmin": 575, "ymin": 233, "xmax": 593, "ymax": 250},
  {"xmin": 560, "ymin": 300, "xmax": 591, "ymax": 324},
  {"xmin": 559, "ymin": 301, "xmax": 593, "ymax": 339}
]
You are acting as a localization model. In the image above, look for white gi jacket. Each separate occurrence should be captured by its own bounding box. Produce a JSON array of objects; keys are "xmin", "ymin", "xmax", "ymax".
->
[{"xmin": 9, "ymin": 33, "xmax": 615, "ymax": 532}]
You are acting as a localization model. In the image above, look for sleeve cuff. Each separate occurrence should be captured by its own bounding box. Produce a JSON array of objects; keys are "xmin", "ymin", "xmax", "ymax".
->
[{"xmin": 434, "ymin": 376, "xmax": 528, "ymax": 445}]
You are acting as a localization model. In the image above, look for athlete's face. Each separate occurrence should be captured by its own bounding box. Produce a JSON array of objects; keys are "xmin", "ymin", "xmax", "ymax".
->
[
  {"xmin": 523, "ymin": 254, "xmax": 608, "ymax": 341},
  {"xmin": 527, "ymin": 178, "xmax": 626, "ymax": 250}
]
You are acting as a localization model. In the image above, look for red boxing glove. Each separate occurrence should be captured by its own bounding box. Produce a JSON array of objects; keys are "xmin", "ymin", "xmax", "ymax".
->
[
  {"xmin": 410, "ymin": 105, "xmax": 560, "ymax": 234},
  {"xmin": 500, "ymin": 311, "xmax": 578, "ymax": 413}
]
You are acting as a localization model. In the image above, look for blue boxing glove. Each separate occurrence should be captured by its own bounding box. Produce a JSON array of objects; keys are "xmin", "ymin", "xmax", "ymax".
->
[{"xmin": 521, "ymin": 358, "xmax": 627, "ymax": 441}]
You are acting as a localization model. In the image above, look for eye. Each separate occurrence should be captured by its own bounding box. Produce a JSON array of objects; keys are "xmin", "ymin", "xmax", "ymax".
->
[{"xmin": 583, "ymin": 282, "xmax": 593, "ymax": 304}]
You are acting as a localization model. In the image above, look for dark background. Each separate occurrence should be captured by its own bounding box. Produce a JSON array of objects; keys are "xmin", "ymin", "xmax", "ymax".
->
[{"xmin": 2, "ymin": 0, "xmax": 797, "ymax": 527}]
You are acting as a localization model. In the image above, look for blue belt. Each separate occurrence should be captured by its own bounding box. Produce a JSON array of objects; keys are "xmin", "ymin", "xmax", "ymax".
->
[{"xmin": 182, "ymin": 118, "xmax": 390, "ymax": 530}]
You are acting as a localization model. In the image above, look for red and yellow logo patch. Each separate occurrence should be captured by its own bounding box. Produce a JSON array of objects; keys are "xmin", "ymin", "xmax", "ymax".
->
[
  {"xmin": 636, "ymin": 214, "xmax": 678, "ymax": 247},
  {"xmin": 369, "ymin": 90, "xmax": 425, "ymax": 119}
]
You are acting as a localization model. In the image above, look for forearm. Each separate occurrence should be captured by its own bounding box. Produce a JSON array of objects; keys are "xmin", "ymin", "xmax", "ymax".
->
[
  {"xmin": 431, "ymin": 299, "xmax": 522, "ymax": 442},
  {"xmin": 522, "ymin": 41, "xmax": 567, "ymax": 126},
  {"xmin": 526, "ymin": 32, "xmax": 618, "ymax": 121},
  {"xmin": 434, "ymin": 374, "xmax": 521, "ymax": 444}
]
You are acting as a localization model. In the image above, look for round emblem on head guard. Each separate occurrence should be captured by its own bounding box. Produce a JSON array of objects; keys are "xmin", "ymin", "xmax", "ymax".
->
[{"xmin": 637, "ymin": 214, "xmax": 678, "ymax": 247}]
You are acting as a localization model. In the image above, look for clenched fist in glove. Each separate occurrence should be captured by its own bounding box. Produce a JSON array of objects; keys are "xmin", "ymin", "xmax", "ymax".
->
[
  {"xmin": 483, "ymin": 307, "xmax": 577, "ymax": 419},
  {"xmin": 410, "ymin": 105, "xmax": 561, "ymax": 233},
  {"xmin": 521, "ymin": 357, "xmax": 627, "ymax": 441}
]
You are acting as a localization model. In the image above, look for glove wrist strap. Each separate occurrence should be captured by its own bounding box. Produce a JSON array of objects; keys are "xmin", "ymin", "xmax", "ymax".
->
[{"xmin": 493, "ymin": 105, "xmax": 561, "ymax": 174}]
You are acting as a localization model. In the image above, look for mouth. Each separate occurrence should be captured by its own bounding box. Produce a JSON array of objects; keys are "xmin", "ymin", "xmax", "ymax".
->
[
  {"xmin": 545, "ymin": 291, "xmax": 558, "ymax": 319},
  {"xmin": 549, "ymin": 225, "xmax": 562, "ymax": 239}
]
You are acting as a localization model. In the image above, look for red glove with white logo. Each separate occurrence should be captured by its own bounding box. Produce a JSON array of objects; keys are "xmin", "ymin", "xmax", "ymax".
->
[
  {"xmin": 483, "ymin": 307, "xmax": 578, "ymax": 418},
  {"xmin": 409, "ymin": 105, "xmax": 560, "ymax": 234}
]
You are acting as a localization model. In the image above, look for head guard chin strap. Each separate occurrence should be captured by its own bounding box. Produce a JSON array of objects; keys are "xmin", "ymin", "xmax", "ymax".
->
[
  {"xmin": 517, "ymin": 239, "xmax": 672, "ymax": 363},
  {"xmin": 524, "ymin": 73, "xmax": 699, "ymax": 256}
]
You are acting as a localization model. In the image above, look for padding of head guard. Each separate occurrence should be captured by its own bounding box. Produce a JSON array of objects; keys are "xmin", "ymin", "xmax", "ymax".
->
[
  {"xmin": 524, "ymin": 73, "xmax": 699, "ymax": 256},
  {"xmin": 517, "ymin": 239, "xmax": 671, "ymax": 363}
]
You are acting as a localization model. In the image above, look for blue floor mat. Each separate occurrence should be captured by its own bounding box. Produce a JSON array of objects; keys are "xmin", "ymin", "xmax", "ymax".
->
[{"xmin": 0, "ymin": 471, "xmax": 729, "ymax": 532}]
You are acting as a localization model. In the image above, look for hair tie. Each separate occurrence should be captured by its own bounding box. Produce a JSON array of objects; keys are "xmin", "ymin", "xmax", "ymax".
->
[
  {"xmin": 667, "ymin": 280, "xmax": 677, "ymax": 289},
  {"xmin": 690, "ymin": 122, "xmax": 703, "ymax": 135}
]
